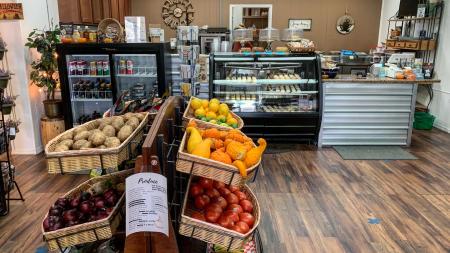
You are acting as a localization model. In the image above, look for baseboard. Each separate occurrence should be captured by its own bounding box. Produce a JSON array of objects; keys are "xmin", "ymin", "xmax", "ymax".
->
[
  {"xmin": 12, "ymin": 145, "xmax": 44, "ymax": 155},
  {"xmin": 434, "ymin": 119, "xmax": 450, "ymax": 133}
]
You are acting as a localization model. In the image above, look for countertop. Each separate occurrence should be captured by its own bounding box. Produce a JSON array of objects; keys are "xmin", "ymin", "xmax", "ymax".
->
[{"xmin": 323, "ymin": 75, "xmax": 440, "ymax": 84}]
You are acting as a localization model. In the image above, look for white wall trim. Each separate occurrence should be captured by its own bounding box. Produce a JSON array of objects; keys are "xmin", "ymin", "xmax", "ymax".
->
[
  {"xmin": 434, "ymin": 119, "xmax": 450, "ymax": 133},
  {"xmin": 432, "ymin": 88, "xmax": 450, "ymax": 95},
  {"xmin": 12, "ymin": 145, "xmax": 44, "ymax": 155}
]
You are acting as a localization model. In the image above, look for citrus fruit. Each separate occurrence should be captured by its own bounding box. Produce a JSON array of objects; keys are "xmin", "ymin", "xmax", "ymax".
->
[
  {"xmin": 217, "ymin": 115, "xmax": 226, "ymax": 123},
  {"xmin": 209, "ymin": 120, "xmax": 218, "ymax": 125},
  {"xmin": 208, "ymin": 102, "xmax": 219, "ymax": 113},
  {"xmin": 200, "ymin": 117, "xmax": 208, "ymax": 122},
  {"xmin": 231, "ymin": 123, "xmax": 238, "ymax": 128},
  {"xmin": 194, "ymin": 107, "xmax": 206, "ymax": 118},
  {"xmin": 210, "ymin": 98, "xmax": 220, "ymax": 105},
  {"xmin": 226, "ymin": 117, "xmax": 238, "ymax": 126},
  {"xmin": 220, "ymin": 123, "xmax": 229, "ymax": 127},
  {"xmin": 201, "ymin": 99, "xmax": 209, "ymax": 108},
  {"xmin": 206, "ymin": 111, "xmax": 217, "ymax": 121},
  {"xmin": 218, "ymin": 103, "xmax": 229, "ymax": 115},
  {"xmin": 191, "ymin": 98, "xmax": 202, "ymax": 110}
]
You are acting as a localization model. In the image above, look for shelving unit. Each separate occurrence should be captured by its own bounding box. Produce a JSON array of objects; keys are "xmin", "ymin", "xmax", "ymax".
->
[{"xmin": 0, "ymin": 46, "xmax": 24, "ymax": 216}]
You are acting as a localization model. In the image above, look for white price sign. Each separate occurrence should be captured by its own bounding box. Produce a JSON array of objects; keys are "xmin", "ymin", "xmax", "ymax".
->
[{"xmin": 125, "ymin": 173, "xmax": 169, "ymax": 237}]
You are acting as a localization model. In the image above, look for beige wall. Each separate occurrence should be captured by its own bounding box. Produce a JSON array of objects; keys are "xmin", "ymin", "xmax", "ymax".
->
[{"xmin": 132, "ymin": 0, "xmax": 382, "ymax": 52}]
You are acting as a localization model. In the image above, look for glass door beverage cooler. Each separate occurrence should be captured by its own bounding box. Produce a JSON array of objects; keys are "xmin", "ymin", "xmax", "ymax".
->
[{"xmin": 57, "ymin": 43, "xmax": 170, "ymax": 128}]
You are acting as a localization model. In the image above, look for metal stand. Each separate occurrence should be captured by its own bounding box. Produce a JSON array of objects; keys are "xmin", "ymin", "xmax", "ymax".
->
[{"xmin": 155, "ymin": 104, "xmax": 264, "ymax": 253}]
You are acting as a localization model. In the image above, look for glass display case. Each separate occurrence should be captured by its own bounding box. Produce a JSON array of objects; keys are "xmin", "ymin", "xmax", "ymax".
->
[{"xmin": 209, "ymin": 52, "xmax": 322, "ymax": 141}]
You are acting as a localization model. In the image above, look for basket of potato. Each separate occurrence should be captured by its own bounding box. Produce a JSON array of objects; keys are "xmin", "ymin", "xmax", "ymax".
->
[{"xmin": 45, "ymin": 112, "xmax": 149, "ymax": 174}]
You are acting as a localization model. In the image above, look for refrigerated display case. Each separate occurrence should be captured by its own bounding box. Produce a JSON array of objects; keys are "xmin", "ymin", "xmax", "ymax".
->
[
  {"xmin": 209, "ymin": 52, "xmax": 322, "ymax": 142},
  {"xmin": 57, "ymin": 43, "xmax": 171, "ymax": 128}
]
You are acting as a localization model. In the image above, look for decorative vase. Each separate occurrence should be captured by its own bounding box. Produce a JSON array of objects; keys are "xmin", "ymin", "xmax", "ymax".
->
[{"xmin": 43, "ymin": 99, "xmax": 63, "ymax": 118}]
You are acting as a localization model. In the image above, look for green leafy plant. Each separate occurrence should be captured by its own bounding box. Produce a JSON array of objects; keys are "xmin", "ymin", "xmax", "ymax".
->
[{"xmin": 25, "ymin": 24, "xmax": 61, "ymax": 100}]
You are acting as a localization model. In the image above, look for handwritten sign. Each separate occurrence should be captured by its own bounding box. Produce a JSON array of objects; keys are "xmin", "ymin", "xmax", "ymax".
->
[
  {"xmin": 0, "ymin": 3, "xmax": 24, "ymax": 20},
  {"xmin": 125, "ymin": 173, "xmax": 169, "ymax": 237}
]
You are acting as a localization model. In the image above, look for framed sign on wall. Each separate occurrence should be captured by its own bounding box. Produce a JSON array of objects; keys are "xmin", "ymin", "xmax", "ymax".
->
[
  {"xmin": 0, "ymin": 3, "xmax": 23, "ymax": 20},
  {"xmin": 288, "ymin": 19, "xmax": 312, "ymax": 31}
]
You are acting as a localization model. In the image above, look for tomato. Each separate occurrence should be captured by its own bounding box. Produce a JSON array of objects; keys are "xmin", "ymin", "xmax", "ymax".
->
[
  {"xmin": 211, "ymin": 196, "xmax": 228, "ymax": 209},
  {"xmin": 205, "ymin": 210, "xmax": 221, "ymax": 223},
  {"xmin": 217, "ymin": 215, "xmax": 234, "ymax": 228},
  {"xmin": 235, "ymin": 221, "xmax": 250, "ymax": 233},
  {"xmin": 191, "ymin": 212, "xmax": 205, "ymax": 221},
  {"xmin": 228, "ymin": 185, "xmax": 240, "ymax": 193},
  {"xmin": 189, "ymin": 184, "xmax": 204, "ymax": 198},
  {"xmin": 218, "ymin": 188, "xmax": 231, "ymax": 197},
  {"xmin": 213, "ymin": 181, "xmax": 225, "ymax": 189},
  {"xmin": 225, "ymin": 193, "xmax": 239, "ymax": 205},
  {"xmin": 205, "ymin": 188, "xmax": 220, "ymax": 199},
  {"xmin": 239, "ymin": 212, "xmax": 255, "ymax": 227},
  {"xmin": 223, "ymin": 210, "xmax": 239, "ymax": 223},
  {"xmin": 205, "ymin": 203, "xmax": 223, "ymax": 213},
  {"xmin": 194, "ymin": 195, "xmax": 210, "ymax": 209},
  {"xmin": 226, "ymin": 204, "xmax": 243, "ymax": 214},
  {"xmin": 239, "ymin": 199, "xmax": 253, "ymax": 213},
  {"xmin": 234, "ymin": 191, "xmax": 248, "ymax": 201},
  {"xmin": 199, "ymin": 178, "xmax": 214, "ymax": 190}
]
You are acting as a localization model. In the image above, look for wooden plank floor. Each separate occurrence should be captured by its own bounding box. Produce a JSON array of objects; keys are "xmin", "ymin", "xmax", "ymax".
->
[
  {"xmin": 249, "ymin": 129, "xmax": 450, "ymax": 253},
  {"xmin": 0, "ymin": 129, "xmax": 448, "ymax": 252}
]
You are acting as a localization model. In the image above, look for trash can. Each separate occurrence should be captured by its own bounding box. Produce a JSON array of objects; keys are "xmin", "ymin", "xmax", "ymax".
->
[{"xmin": 413, "ymin": 112, "xmax": 435, "ymax": 130}]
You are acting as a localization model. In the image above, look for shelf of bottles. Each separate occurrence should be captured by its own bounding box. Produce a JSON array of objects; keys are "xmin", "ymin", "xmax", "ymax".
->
[
  {"xmin": 66, "ymin": 54, "xmax": 113, "ymax": 125},
  {"xmin": 114, "ymin": 54, "xmax": 158, "ymax": 102}
]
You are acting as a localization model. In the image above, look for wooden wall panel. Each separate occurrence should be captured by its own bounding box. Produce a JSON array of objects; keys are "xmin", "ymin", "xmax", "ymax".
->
[{"xmin": 131, "ymin": 0, "xmax": 382, "ymax": 52}]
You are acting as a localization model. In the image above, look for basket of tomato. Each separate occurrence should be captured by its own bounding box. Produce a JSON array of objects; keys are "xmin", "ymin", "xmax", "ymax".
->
[{"xmin": 179, "ymin": 176, "xmax": 260, "ymax": 251}]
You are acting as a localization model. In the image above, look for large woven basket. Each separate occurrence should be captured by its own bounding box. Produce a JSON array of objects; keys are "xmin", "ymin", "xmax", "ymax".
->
[
  {"xmin": 42, "ymin": 169, "xmax": 133, "ymax": 251},
  {"xmin": 182, "ymin": 97, "xmax": 244, "ymax": 130},
  {"xmin": 176, "ymin": 127, "xmax": 260, "ymax": 186},
  {"xmin": 179, "ymin": 176, "xmax": 261, "ymax": 251},
  {"xmin": 45, "ymin": 113, "xmax": 149, "ymax": 174}
]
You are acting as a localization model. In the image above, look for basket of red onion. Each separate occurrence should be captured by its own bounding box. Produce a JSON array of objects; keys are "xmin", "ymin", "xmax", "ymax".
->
[
  {"xmin": 41, "ymin": 169, "xmax": 132, "ymax": 251},
  {"xmin": 179, "ymin": 176, "xmax": 260, "ymax": 251}
]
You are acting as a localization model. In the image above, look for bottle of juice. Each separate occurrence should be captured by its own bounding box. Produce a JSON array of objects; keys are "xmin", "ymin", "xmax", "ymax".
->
[
  {"xmin": 83, "ymin": 26, "xmax": 90, "ymax": 39},
  {"xmin": 72, "ymin": 27, "xmax": 81, "ymax": 42}
]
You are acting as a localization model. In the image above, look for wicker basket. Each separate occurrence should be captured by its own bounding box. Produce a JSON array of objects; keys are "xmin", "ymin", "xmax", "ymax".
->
[
  {"xmin": 182, "ymin": 97, "xmax": 244, "ymax": 130},
  {"xmin": 98, "ymin": 18, "xmax": 124, "ymax": 43},
  {"xmin": 176, "ymin": 127, "xmax": 260, "ymax": 186},
  {"xmin": 42, "ymin": 169, "xmax": 132, "ymax": 251},
  {"xmin": 179, "ymin": 176, "xmax": 261, "ymax": 251},
  {"xmin": 45, "ymin": 113, "xmax": 149, "ymax": 174}
]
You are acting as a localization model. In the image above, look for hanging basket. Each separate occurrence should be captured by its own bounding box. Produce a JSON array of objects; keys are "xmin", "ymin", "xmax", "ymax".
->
[
  {"xmin": 1, "ymin": 104, "xmax": 13, "ymax": 115},
  {"xmin": 0, "ymin": 75, "xmax": 10, "ymax": 89}
]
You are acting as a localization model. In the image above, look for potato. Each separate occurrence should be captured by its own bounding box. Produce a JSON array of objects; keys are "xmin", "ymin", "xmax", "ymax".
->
[
  {"xmin": 102, "ymin": 125, "xmax": 116, "ymax": 137},
  {"xmin": 126, "ymin": 117, "xmax": 139, "ymax": 130},
  {"xmin": 102, "ymin": 117, "xmax": 113, "ymax": 125},
  {"xmin": 111, "ymin": 116, "xmax": 125, "ymax": 131},
  {"xmin": 98, "ymin": 122, "xmax": 108, "ymax": 130},
  {"xmin": 73, "ymin": 126, "xmax": 88, "ymax": 136},
  {"xmin": 59, "ymin": 139, "xmax": 74, "ymax": 148},
  {"xmin": 123, "ymin": 112, "xmax": 135, "ymax": 121},
  {"xmin": 117, "ymin": 125, "xmax": 133, "ymax": 142},
  {"xmin": 91, "ymin": 120, "xmax": 101, "ymax": 129},
  {"xmin": 59, "ymin": 132, "xmax": 73, "ymax": 141},
  {"xmin": 135, "ymin": 113, "xmax": 146, "ymax": 122},
  {"xmin": 88, "ymin": 129, "xmax": 102, "ymax": 142},
  {"xmin": 91, "ymin": 132, "xmax": 106, "ymax": 146},
  {"xmin": 105, "ymin": 137, "xmax": 121, "ymax": 148},
  {"xmin": 73, "ymin": 140, "xmax": 90, "ymax": 150},
  {"xmin": 74, "ymin": 130, "xmax": 90, "ymax": 141},
  {"xmin": 54, "ymin": 144, "xmax": 69, "ymax": 152}
]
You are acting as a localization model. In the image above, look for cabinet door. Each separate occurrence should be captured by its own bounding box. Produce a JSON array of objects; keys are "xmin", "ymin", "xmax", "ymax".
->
[
  {"xmin": 110, "ymin": 0, "xmax": 120, "ymax": 22},
  {"xmin": 79, "ymin": 0, "xmax": 94, "ymax": 23},
  {"xmin": 118, "ymin": 0, "xmax": 126, "ymax": 24},
  {"xmin": 92, "ymin": 0, "xmax": 103, "ymax": 23},
  {"xmin": 58, "ymin": 0, "xmax": 81, "ymax": 23},
  {"xmin": 102, "ymin": 0, "xmax": 111, "ymax": 18}
]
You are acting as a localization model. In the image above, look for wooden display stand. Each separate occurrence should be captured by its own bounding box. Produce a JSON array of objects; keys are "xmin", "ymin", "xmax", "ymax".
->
[{"xmin": 40, "ymin": 117, "xmax": 65, "ymax": 146}]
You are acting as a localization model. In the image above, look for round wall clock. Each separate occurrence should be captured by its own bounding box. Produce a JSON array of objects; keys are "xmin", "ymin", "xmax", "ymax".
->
[
  {"xmin": 336, "ymin": 15, "xmax": 355, "ymax": 35},
  {"xmin": 162, "ymin": 0, "xmax": 195, "ymax": 29}
]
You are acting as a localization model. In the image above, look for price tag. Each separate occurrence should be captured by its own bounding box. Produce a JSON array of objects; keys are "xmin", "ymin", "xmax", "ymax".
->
[{"xmin": 125, "ymin": 173, "xmax": 168, "ymax": 237}]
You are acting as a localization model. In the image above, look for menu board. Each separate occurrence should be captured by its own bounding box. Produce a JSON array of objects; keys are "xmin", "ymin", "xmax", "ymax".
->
[{"xmin": 125, "ymin": 173, "xmax": 169, "ymax": 237}]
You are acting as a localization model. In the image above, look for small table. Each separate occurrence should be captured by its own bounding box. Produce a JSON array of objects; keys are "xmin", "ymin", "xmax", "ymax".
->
[{"xmin": 40, "ymin": 117, "xmax": 65, "ymax": 146}]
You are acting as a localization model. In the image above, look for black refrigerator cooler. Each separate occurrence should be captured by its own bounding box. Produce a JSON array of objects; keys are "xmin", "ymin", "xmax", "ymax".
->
[{"xmin": 57, "ymin": 43, "xmax": 171, "ymax": 129}]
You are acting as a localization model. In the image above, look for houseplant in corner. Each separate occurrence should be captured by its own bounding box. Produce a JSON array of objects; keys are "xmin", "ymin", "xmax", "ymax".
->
[{"xmin": 25, "ymin": 25, "xmax": 62, "ymax": 118}]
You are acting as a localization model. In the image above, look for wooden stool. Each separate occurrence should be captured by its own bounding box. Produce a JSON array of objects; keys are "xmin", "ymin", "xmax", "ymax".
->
[{"xmin": 40, "ymin": 117, "xmax": 65, "ymax": 146}]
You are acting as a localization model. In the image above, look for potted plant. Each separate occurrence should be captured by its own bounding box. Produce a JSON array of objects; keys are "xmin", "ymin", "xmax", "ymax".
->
[
  {"xmin": 5, "ymin": 119, "xmax": 20, "ymax": 140},
  {"xmin": 25, "ymin": 25, "xmax": 62, "ymax": 118},
  {"xmin": 1, "ymin": 95, "xmax": 16, "ymax": 115},
  {"xmin": 0, "ymin": 36, "xmax": 5, "ymax": 61},
  {"xmin": 0, "ymin": 68, "xmax": 10, "ymax": 89}
]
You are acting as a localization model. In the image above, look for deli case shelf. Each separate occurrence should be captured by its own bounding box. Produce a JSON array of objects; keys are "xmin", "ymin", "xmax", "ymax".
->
[
  {"xmin": 209, "ymin": 52, "xmax": 322, "ymax": 142},
  {"xmin": 57, "ymin": 43, "xmax": 171, "ymax": 129}
]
